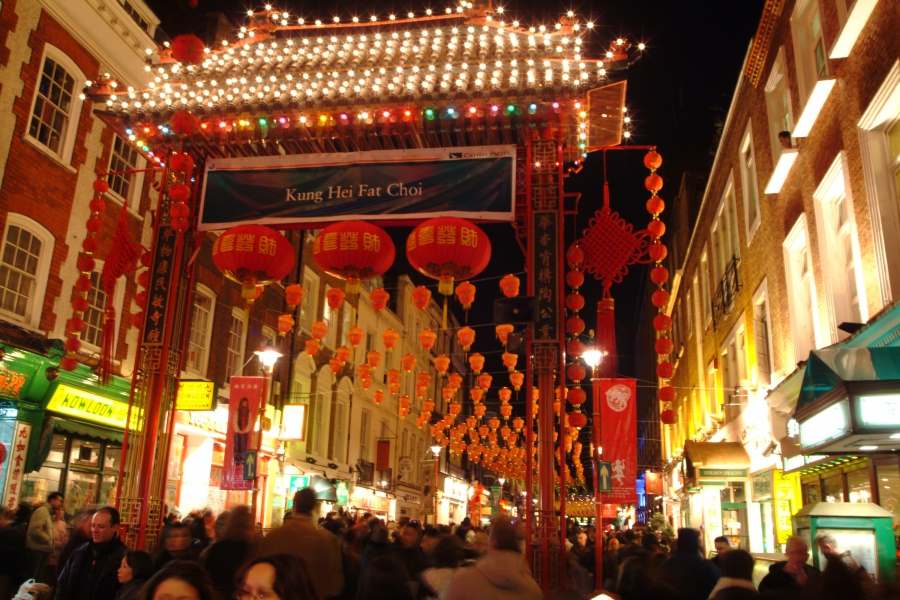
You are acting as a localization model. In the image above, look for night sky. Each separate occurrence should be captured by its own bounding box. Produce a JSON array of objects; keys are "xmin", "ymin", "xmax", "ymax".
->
[{"xmin": 146, "ymin": 0, "xmax": 764, "ymax": 381}]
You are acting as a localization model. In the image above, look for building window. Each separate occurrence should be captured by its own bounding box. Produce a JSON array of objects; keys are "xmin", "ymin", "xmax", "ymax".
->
[
  {"xmin": 685, "ymin": 289, "xmax": 694, "ymax": 340},
  {"xmin": 791, "ymin": 0, "xmax": 828, "ymax": 105},
  {"xmin": 323, "ymin": 296, "xmax": 339, "ymax": 349},
  {"xmin": 740, "ymin": 129, "xmax": 761, "ymax": 238},
  {"xmin": 700, "ymin": 250, "xmax": 712, "ymax": 327},
  {"xmin": 783, "ymin": 215, "xmax": 821, "ymax": 362},
  {"xmin": 260, "ymin": 325, "xmax": 276, "ymax": 351},
  {"xmin": 186, "ymin": 285, "xmax": 215, "ymax": 376},
  {"xmin": 0, "ymin": 215, "xmax": 53, "ymax": 327},
  {"xmin": 812, "ymin": 153, "xmax": 867, "ymax": 335},
  {"xmin": 107, "ymin": 135, "xmax": 140, "ymax": 206},
  {"xmin": 117, "ymin": 0, "xmax": 151, "ymax": 35},
  {"xmin": 753, "ymin": 284, "xmax": 774, "ymax": 388},
  {"xmin": 706, "ymin": 360, "xmax": 718, "ymax": 419},
  {"xmin": 28, "ymin": 55, "xmax": 77, "ymax": 156},
  {"xmin": 81, "ymin": 272, "xmax": 108, "ymax": 348},
  {"xmin": 711, "ymin": 183, "xmax": 741, "ymax": 323},
  {"xmin": 300, "ymin": 267, "xmax": 319, "ymax": 333},
  {"xmin": 360, "ymin": 408, "xmax": 371, "ymax": 462},
  {"xmin": 764, "ymin": 47, "xmax": 795, "ymax": 161},
  {"xmin": 225, "ymin": 308, "xmax": 248, "ymax": 377},
  {"xmin": 340, "ymin": 304, "xmax": 355, "ymax": 348}
]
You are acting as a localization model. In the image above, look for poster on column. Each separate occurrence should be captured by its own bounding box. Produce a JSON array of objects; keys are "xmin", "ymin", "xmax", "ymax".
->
[
  {"xmin": 222, "ymin": 376, "xmax": 266, "ymax": 490},
  {"xmin": 600, "ymin": 378, "xmax": 637, "ymax": 504}
]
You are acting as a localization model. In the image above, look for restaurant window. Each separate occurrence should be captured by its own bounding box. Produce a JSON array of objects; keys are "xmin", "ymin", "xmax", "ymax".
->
[
  {"xmin": 299, "ymin": 267, "xmax": 319, "ymax": 333},
  {"xmin": 20, "ymin": 433, "xmax": 121, "ymax": 513},
  {"xmin": 739, "ymin": 129, "xmax": 761, "ymax": 239},
  {"xmin": 802, "ymin": 479, "xmax": 822, "ymax": 505},
  {"xmin": 847, "ymin": 467, "xmax": 873, "ymax": 503},
  {"xmin": 359, "ymin": 408, "xmax": 371, "ymax": 462},
  {"xmin": 876, "ymin": 457, "xmax": 900, "ymax": 529},
  {"xmin": 700, "ymin": 249, "xmax": 712, "ymax": 327},
  {"xmin": 783, "ymin": 215, "xmax": 821, "ymax": 362},
  {"xmin": 791, "ymin": 0, "xmax": 828, "ymax": 105},
  {"xmin": 823, "ymin": 473, "xmax": 844, "ymax": 503}
]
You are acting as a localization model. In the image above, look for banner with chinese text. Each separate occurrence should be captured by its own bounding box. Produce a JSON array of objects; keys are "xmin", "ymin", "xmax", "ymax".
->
[
  {"xmin": 200, "ymin": 145, "xmax": 516, "ymax": 229},
  {"xmin": 222, "ymin": 376, "xmax": 265, "ymax": 490},
  {"xmin": 600, "ymin": 378, "xmax": 637, "ymax": 504}
]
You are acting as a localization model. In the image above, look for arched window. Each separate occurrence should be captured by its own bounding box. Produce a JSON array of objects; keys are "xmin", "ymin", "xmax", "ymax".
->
[
  {"xmin": 26, "ymin": 45, "xmax": 86, "ymax": 163},
  {"xmin": 0, "ymin": 213, "xmax": 55, "ymax": 328},
  {"xmin": 185, "ymin": 284, "xmax": 216, "ymax": 376}
]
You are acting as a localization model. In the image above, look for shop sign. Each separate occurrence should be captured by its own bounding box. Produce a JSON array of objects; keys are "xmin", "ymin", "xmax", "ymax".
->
[
  {"xmin": 3, "ymin": 422, "xmax": 30, "ymax": 509},
  {"xmin": 287, "ymin": 474, "xmax": 310, "ymax": 498},
  {"xmin": 0, "ymin": 366, "xmax": 28, "ymax": 399},
  {"xmin": 799, "ymin": 400, "xmax": 850, "ymax": 448},
  {"xmin": 280, "ymin": 404, "xmax": 306, "ymax": 440},
  {"xmin": 443, "ymin": 477, "xmax": 468, "ymax": 502},
  {"xmin": 751, "ymin": 472, "xmax": 773, "ymax": 500},
  {"xmin": 336, "ymin": 481, "xmax": 349, "ymax": 506},
  {"xmin": 46, "ymin": 384, "xmax": 129, "ymax": 429},
  {"xmin": 176, "ymin": 380, "xmax": 216, "ymax": 411},
  {"xmin": 645, "ymin": 470, "xmax": 663, "ymax": 495},
  {"xmin": 857, "ymin": 393, "xmax": 900, "ymax": 428},
  {"xmin": 772, "ymin": 470, "xmax": 801, "ymax": 544},
  {"xmin": 699, "ymin": 468, "xmax": 748, "ymax": 479}
]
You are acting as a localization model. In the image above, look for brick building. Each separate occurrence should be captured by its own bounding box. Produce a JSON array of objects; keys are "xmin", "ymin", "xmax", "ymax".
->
[{"xmin": 657, "ymin": 0, "xmax": 899, "ymax": 557}]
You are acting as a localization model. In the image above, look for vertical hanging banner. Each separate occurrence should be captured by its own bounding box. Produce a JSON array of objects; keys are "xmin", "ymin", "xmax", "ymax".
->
[
  {"xmin": 222, "ymin": 376, "xmax": 266, "ymax": 490},
  {"xmin": 600, "ymin": 378, "xmax": 637, "ymax": 504}
]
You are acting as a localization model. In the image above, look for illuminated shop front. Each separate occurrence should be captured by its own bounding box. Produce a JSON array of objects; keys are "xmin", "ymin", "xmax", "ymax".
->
[
  {"xmin": 350, "ymin": 484, "xmax": 396, "ymax": 521},
  {"xmin": 439, "ymin": 476, "xmax": 469, "ymax": 525}
]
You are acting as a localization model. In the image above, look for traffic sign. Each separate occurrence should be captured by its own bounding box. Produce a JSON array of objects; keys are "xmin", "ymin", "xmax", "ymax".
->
[{"xmin": 597, "ymin": 460, "xmax": 612, "ymax": 492}]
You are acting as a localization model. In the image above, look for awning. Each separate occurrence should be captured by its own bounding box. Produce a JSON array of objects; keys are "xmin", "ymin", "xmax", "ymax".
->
[
  {"xmin": 797, "ymin": 347, "xmax": 900, "ymax": 411},
  {"xmin": 684, "ymin": 441, "xmax": 750, "ymax": 468},
  {"xmin": 53, "ymin": 417, "xmax": 124, "ymax": 444}
]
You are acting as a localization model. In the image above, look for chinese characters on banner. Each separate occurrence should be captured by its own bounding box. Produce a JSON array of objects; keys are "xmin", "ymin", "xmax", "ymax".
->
[
  {"xmin": 142, "ymin": 227, "xmax": 177, "ymax": 345},
  {"xmin": 3, "ymin": 422, "xmax": 31, "ymax": 509},
  {"xmin": 222, "ymin": 376, "xmax": 266, "ymax": 490},
  {"xmin": 600, "ymin": 378, "xmax": 637, "ymax": 504},
  {"xmin": 532, "ymin": 211, "xmax": 558, "ymax": 342}
]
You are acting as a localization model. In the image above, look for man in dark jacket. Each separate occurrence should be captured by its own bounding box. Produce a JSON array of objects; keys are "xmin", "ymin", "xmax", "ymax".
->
[
  {"xmin": 758, "ymin": 536, "xmax": 820, "ymax": 597},
  {"xmin": 55, "ymin": 506, "xmax": 126, "ymax": 600},
  {"xmin": 657, "ymin": 528, "xmax": 721, "ymax": 600}
]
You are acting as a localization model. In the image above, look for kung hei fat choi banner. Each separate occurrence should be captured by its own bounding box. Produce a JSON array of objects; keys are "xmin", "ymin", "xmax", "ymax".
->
[
  {"xmin": 222, "ymin": 376, "xmax": 266, "ymax": 490},
  {"xmin": 600, "ymin": 378, "xmax": 637, "ymax": 504}
]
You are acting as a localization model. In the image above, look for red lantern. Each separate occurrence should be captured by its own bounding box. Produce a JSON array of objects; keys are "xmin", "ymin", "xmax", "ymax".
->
[
  {"xmin": 455, "ymin": 281, "xmax": 476, "ymax": 310},
  {"xmin": 566, "ymin": 270, "xmax": 584, "ymax": 289},
  {"xmin": 509, "ymin": 371, "xmax": 524, "ymax": 391},
  {"xmin": 648, "ymin": 241, "xmax": 668, "ymax": 262},
  {"xmin": 495, "ymin": 323, "xmax": 514, "ymax": 345},
  {"xmin": 348, "ymin": 326, "xmax": 364, "ymax": 347},
  {"xmin": 566, "ymin": 244, "xmax": 584, "ymax": 269},
  {"xmin": 470, "ymin": 388, "xmax": 485, "ymax": 403},
  {"xmin": 448, "ymin": 372, "xmax": 463, "ymax": 390},
  {"xmin": 433, "ymin": 354, "xmax": 450, "ymax": 375},
  {"xmin": 568, "ymin": 412, "xmax": 588, "ymax": 429},
  {"xmin": 311, "ymin": 321, "xmax": 328, "ymax": 340},
  {"xmin": 326, "ymin": 287, "xmax": 345, "ymax": 310},
  {"xmin": 566, "ymin": 315, "xmax": 586, "ymax": 335},
  {"xmin": 60, "ymin": 356, "xmax": 78, "ymax": 371},
  {"xmin": 336, "ymin": 346, "xmax": 351, "ymax": 363},
  {"xmin": 499, "ymin": 274, "xmax": 520, "ymax": 298},
  {"xmin": 477, "ymin": 373, "xmax": 493, "ymax": 390},
  {"xmin": 457, "ymin": 326, "xmax": 475, "ymax": 351},
  {"xmin": 312, "ymin": 221, "xmax": 395, "ymax": 293},
  {"xmin": 419, "ymin": 329, "xmax": 437, "ymax": 351},
  {"xmin": 401, "ymin": 353, "xmax": 416, "ymax": 372},
  {"xmin": 646, "ymin": 196, "xmax": 666, "ymax": 216},
  {"xmin": 474, "ymin": 404, "xmax": 487, "ymax": 418},
  {"xmin": 367, "ymin": 350, "xmax": 382, "ymax": 369},
  {"xmin": 657, "ymin": 361, "xmax": 674, "ymax": 379},
  {"xmin": 501, "ymin": 352, "xmax": 518, "ymax": 372},
  {"xmin": 370, "ymin": 287, "xmax": 390, "ymax": 311},
  {"xmin": 645, "ymin": 173, "xmax": 664, "ymax": 193},
  {"xmin": 567, "ymin": 363, "xmax": 586, "ymax": 382},
  {"xmin": 567, "ymin": 387, "xmax": 586, "ymax": 407},
  {"xmin": 383, "ymin": 328, "xmax": 400, "ymax": 350},
  {"xmin": 285, "ymin": 283, "xmax": 304, "ymax": 309},
  {"xmin": 644, "ymin": 151, "xmax": 663, "ymax": 170},
  {"xmin": 565, "ymin": 292, "xmax": 585, "ymax": 312},
  {"xmin": 468, "ymin": 352, "xmax": 485, "ymax": 374},
  {"xmin": 170, "ymin": 152, "xmax": 195, "ymax": 174},
  {"xmin": 277, "ymin": 314, "xmax": 294, "ymax": 335},
  {"xmin": 650, "ymin": 266, "xmax": 669, "ymax": 285},
  {"xmin": 305, "ymin": 339, "xmax": 320, "ymax": 355},
  {"xmin": 566, "ymin": 338, "xmax": 585, "ymax": 357},
  {"xmin": 373, "ymin": 389, "xmax": 385, "ymax": 405},
  {"xmin": 647, "ymin": 219, "xmax": 666, "ymax": 239},
  {"xmin": 171, "ymin": 110, "xmax": 200, "ymax": 135},
  {"xmin": 498, "ymin": 387, "xmax": 512, "ymax": 403},
  {"xmin": 651, "ymin": 289, "xmax": 670, "ymax": 308},
  {"xmin": 500, "ymin": 404, "xmax": 513, "ymax": 419},
  {"xmin": 658, "ymin": 386, "xmax": 676, "ymax": 403},
  {"xmin": 660, "ymin": 409, "xmax": 676, "ymax": 424},
  {"xmin": 655, "ymin": 337, "xmax": 674, "ymax": 355},
  {"xmin": 171, "ymin": 34, "xmax": 205, "ymax": 64},
  {"xmin": 212, "ymin": 224, "xmax": 295, "ymax": 300},
  {"xmin": 653, "ymin": 314, "xmax": 672, "ymax": 332},
  {"xmin": 406, "ymin": 217, "xmax": 491, "ymax": 295}
]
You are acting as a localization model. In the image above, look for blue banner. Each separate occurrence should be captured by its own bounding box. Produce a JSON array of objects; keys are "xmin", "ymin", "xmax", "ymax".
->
[{"xmin": 199, "ymin": 146, "xmax": 516, "ymax": 230}]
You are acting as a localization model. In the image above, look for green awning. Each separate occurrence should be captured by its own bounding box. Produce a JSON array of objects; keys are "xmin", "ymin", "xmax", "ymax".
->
[
  {"xmin": 797, "ymin": 347, "xmax": 900, "ymax": 410},
  {"xmin": 52, "ymin": 417, "xmax": 124, "ymax": 444}
]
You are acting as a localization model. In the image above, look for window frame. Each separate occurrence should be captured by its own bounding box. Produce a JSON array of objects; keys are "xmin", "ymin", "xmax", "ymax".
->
[
  {"xmin": 24, "ymin": 45, "xmax": 86, "ymax": 167},
  {"xmin": 184, "ymin": 283, "xmax": 216, "ymax": 377},
  {"xmin": 790, "ymin": 0, "xmax": 829, "ymax": 107},
  {"xmin": 0, "ymin": 213, "xmax": 55, "ymax": 329},
  {"xmin": 299, "ymin": 267, "xmax": 319, "ymax": 334},
  {"xmin": 224, "ymin": 307, "xmax": 249, "ymax": 378},
  {"xmin": 740, "ymin": 127, "xmax": 762, "ymax": 240},
  {"xmin": 752, "ymin": 280, "xmax": 775, "ymax": 389},
  {"xmin": 782, "ymin": 214, "xmax": 823, "ymax": 363},
  {"xmin": 764, "ymin": 46, "xmax": 795, "ymax": 162},
  {"xmin": 700, "ymin": 248, "xmax": 713, "ymax": 327},
  {"xmin": 105, "ymin": 133, "xmax": 146, "ymax": 213}
]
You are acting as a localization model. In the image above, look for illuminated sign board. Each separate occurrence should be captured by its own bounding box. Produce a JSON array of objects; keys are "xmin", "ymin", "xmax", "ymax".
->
[
  {"xmin": 0, "ymin": 366, "xmax": 28, "ymax": 398},
  {"xmin": 443, "ymin": 477, "xmax": 469, "ymax": 502},
  {"xmin": 46, "ymin": 384, "xmax": 129, "ymax": 429},
  {"xmin": 799, "ymin": 400, "xmax": 850, "ymax": 449},
  {"xmin": 280, "ymin": 404, "xmax": 307, "ymax": 440},
  {"xmin": 857, "ymin": 393, "xmax": 900, "ymax": 428},
  {"xmin": 176, "ymin": 380, "xmax": 216, "ymax": 411}
]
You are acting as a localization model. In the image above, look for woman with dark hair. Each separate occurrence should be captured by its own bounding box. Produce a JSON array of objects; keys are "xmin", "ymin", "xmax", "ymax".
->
[
  {"xmin": 154, "ymin": 522, "xmax": 199, "ymax": 570},
  {"xmin": 115, "ymin": 550, "xmax": 154, "ymax": 600},
  {"xmin": 140, "ymin": 560, "xmax": 217, "ymax": 600},
  {"xmin": 202, "ymin": 505, "xmax": 256, "ymax": 599},
  {"xmin": 235, "ymin": 554, "xmax": 318, "ymax": 600}
]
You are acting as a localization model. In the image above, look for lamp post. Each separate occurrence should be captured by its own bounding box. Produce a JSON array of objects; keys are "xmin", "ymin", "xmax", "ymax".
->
[
  {"xmin": 582, "ymin": 347, "xmax": 606, "ymax": 592},
  {"xmin": 252, "ymin": 347, "xmax": 282, "ymax": 525},
  {"xmin": 430, "ymin": 444, "xmax": 442, "ymax": 525}
]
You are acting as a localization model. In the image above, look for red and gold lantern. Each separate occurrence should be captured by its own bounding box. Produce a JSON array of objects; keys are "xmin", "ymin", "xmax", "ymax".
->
[
  {"xmin": 312, "ymin": 221, "xmax": 395, "ymax": 293},
  {"xmin": 455, "ymin": 281, "xmax": 476, "ymax": 310},
  {"xmin": 495, "ymin": 324, "xmax": 514, "ymax": 345},
  {"xmin": 401, "ymin": 353, "xmax": 416, "ymax": 373},
  {"xmin": 412, "ymin": 286, "xmax": 432, "ymax": 310},
  {"xmin": 285, "ymin": 283, "xmax": 304, "ymax": 309},
  {"xmin": 501, "ymin": 352, "xmax": 518, "ymax": 372},
  {"xmin": 509, "ymin": 371, "xmax": 524, "ymax": 391},
  {"xmin": 383, "ymin": 328, "xmax": 400, "ymax": 351},
  {"xmin": 433, "ymin": 354, "xmax": 450, "ymax": 375},
  {"xmin": 419, "ymin": 329, "xmax": 437, "ymax": 352},
  {"xmin": 456, "ymin": 326, "xmax": 475, "ymax": 352},
  {"xmin": 406, "ymin": 217, "xmax": 491, "ymax": 296},
  {"xmin": 326, "ymin": 287, "xmax": 345, "ymax": 311},
  {"xmin": 370, "ymin": 287, "xmax": 389, "ymax": 311},
  {"xmin": 212, "ymin": 224, "xmax": 296, "ymax": 300},
  {"xmin": 499, "ymin": 274, "xmax": 520, "ymax": 298},
  {"xmin": 468, "ymin": 352, "xmax": 485, "ymax": 374},
  {"xmin": 477, "ymin": 373, "xmax": 493, "ymax": 390},
  {"xmin": 311, "ymin": 321, "xmax": 328, "ymax": 340},
  {"xmin": 348, "ymin": 326, "xmax": 364, "ymax": 347}
]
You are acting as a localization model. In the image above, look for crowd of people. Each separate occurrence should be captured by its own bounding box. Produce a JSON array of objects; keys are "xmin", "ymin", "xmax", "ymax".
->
[{"xmin": 0, "ymin": 490, "xmax": 897, "ymax": 600}]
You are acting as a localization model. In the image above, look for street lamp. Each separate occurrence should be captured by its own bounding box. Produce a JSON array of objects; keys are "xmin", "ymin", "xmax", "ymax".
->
[
  {"xmin": 430, "ymin": 444, "xmax": 442, "ymax": 525},
  {"xmin": 581, "ymin": 347, "xmax": 606, "ymax": 592},
  {"xmin": 251, "ymin": 347, "xmax": 282, "ymax": 523},
  {"xmin": 498, "ymin": 477, "xmax": 506, "ymax": 487}
]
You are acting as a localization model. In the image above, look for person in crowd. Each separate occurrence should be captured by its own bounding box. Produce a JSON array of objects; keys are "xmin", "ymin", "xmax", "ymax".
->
[
  {"xmin": 235, "ymin": 554, "xmax": 319, "ymax": 600},
  {"xmin": 443, "ymin": 516, "xmax": 541, "ymax": 600},
  {"xmin": 708, "ymin": 549, "xmax": 758, "ymax": 599},
  {"xmin": 454, "ymin": 517, "xmax": 472, "ymax": 543},
  {"xmin": 140, "ymin": 560, "xmax": 217, "ymax": 600},
  {"xmin": 616, "ymin": 553, "xmax": 677, "ymax": 600},
  {"xmin": 48, "ymin": 502, "xmax": 69, "ymax": 577},
  {"xmin": 799, "ymin": 556, "xmax": 870, "ymax": 600},
  {"xmin": 758, "ymin": 536, "xmax": 820, "ymax": 597},
  {"xmin": 115, "ymin": 550, "xmax": 154, "ymax": 600},
  {"xmin": 420, "ymin": 527, "xmax": 442, "ymax": 556},
  {"xmin": 603, "ymin": 537, "xmax": 621, "ymax": 589},
  {"xmin": 154, "ymin": 521, "xmax": 199, "ymax": 570},
  {"xmin": 258, "ymin": 487, "xmax": 343, "ymax": 599},
  {"xmin": 657, "ymin": 528, "xmax": 720, "ymax": 600},
  {"xmin": 201, "ymin": 505, "xmax": 256, "ymax": 600},
  {"xmin": 711, "ymin": 535, "xmax": 732, "ymax": 568},
  {"xmin": 26, "ymin": 491, "xmax": 63, "ymax": 582},
  {"xmin": 0, "ymin": 503, "xmax": 32, "ymax": 597},
  {"xmin": 571, "ymin": 529, "xmax": 595, "ymax": 574},
  {"xmin": 188, "ymin": 510, "xmax": 214, "ymax": 552},
  {"xmin": 360, "ymin": 520, "xmax": 393, "ymax": 575},
  {"xmin": 815, "ymin": 532, "xmax": 866, "ymax": 577},
  {"xmin": 356, "ymin": 555, "xmax": 414, "ymax": 600},
  {"xmin": 335, "ymin": 525, "xmax": 362, "ymax": 600},
  {"xmin": 57, "ymin": 508, "xmax": 95, "ymax": 574},
  {"xmin": 467, "ymin": 530, "xmax": 489, "ymax": 559},
  {"xmin": 55, "ymin": 506, "xmax": 127, "ymax": 600},
  {"xmin": 421, "ymin": 535, "xmax": 465, "ymax": 599},
  {"xmin": 393, "ymin": 520, "xmax": 427, "ymax": 583}
]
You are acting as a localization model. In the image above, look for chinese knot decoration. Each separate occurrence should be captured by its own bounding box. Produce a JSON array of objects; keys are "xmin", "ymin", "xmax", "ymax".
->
[
  {"xmin": 212, "ymin": 224, "xmax": 295, "ymax": 301},
  {"xmin": 312, "ymin": 221, "xmax": 395, "ymax": 294}
]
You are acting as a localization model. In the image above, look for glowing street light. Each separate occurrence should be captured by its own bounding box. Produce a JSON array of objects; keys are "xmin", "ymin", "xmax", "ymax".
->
[{"xmin": 254, "ymin": 347, "xmax": 283, "ymax": 373}]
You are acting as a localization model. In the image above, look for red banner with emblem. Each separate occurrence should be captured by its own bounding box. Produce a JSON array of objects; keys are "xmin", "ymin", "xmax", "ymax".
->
[
  {"xmin": 600, "ymin": 378, "xmax": 637, "ymax": 504},
  {"xmin": 222, "ymin": 376, "xmax": 265, "ymax": 490}
]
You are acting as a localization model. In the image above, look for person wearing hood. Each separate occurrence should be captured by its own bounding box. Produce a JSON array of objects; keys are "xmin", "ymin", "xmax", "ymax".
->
[{"xmin": 444, "ymin": 516, "xmax": 542, "ymax": 600}]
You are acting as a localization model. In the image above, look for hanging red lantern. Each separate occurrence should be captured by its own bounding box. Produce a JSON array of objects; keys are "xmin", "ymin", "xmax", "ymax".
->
[
  {"xmin": 660, "ymin": 409, "xmax": 676, "ymax": 424},
  {"xmin": 277, "ymin": 314, "xmax": 294, "ymax": 335},
  {"xmin": 326, "ymin": 287, "xmax": 345, "ymax": 310},
  {"xmin": 373, "ymin": 389, "xmax": 385, "ymax": 406},
  {"xmin": 406, "ymin": 217, "xmax": 491, "ymax": 295},
  {"xmin": 348, "ymin": 326, "xmax": 364, "ymax": 347},
  {"xmin": 652, "ymin": 314, "xmax": 672, "ymax": 332},
  {"xmin": 170, "ymin": 152, "xmax": 195, "ymax": 174},
  {"xmin": 370, "ymin": 287, "xmax": 389, "ymax": 311},
  {"xmin": 448, "ymin": 372, "xmax": 463, "ymax": 391},
  {"xmin": 382, "ymin": 328, "xmax": 400, "ymax": 350},
  {"xmin": 433, "ymin": 354, "xmax": 450, "ymax": 375},
  {"xmin": 565, "ymin": 292, "xmax": 585, "ymax": 312},
  {"xmin": 212, "ymin": 224, "xmax": 295, "ymax": 300},
  {"xmin": 657, "ymin": 361, "xmax": 674, "ymax": 379},
  {"xmin": 455, "ymin": 281, "xmax": 476, "ymax": 310},
  {"xmin": 499, "ymin": 387, "xmax": 512, "ymax": 403},
  {"xmin": 336, "ymin": 346, "xmax": 351, "ymax": 363},
  {"xmin": 500, "ymin": 404, "xmax": 513, "ymax": 419},
  {"xmin": 566, "ymin": 315, "xmax": 586, "ymax": 336},
  {"xmin": 171, "ymin": 33, "xmax": 205, "ymax": 64},
  {"xmin": 567, "ymin": 387, "xmax": 586, "ymax": 407},
  {"xmin": 566, "ymin": 363, "xmax": 587, "ymax": 382},
  {"xmin": 566, "ymin": 338, "xmax": 585, "ymax": 357},
  {"xmin": 468, "ymin": 352, "xmax": 485, "ymax": 374},
  {"xmin": 648, "ymin": 241, "xmax": 668, "ymax": 262},
  {"xmin": 456, "ymin": 326, "xmax": 476, "ymax": 351},
  {"xmin": 647, "ymin": 219, "xmax": 666, "ymax": 239},
  {"xmin": 568, "ymin": 412, "xmax": 587, "ymax": 429},
  {"xmin": 474, "ymin": 404, "xmax": 487, "ymax": 418},
  {"xmin": 644, "ymin": 150, "xmax": 663, "ymax": 170},
  {"xmin": 171, "ymin": 110, "xmax": 200, "ymax": 135},
  {"xmin": 305, "ymin": 339, "xmax": 320, "ymax": 355},
  {"xmin": 399, "ymin": 395, "xmax": 411, "ymax": 416},
  {"xmin": 60, "ymin": 356, "xmax": 78, "ymax": 371},
  {"xmin": 312, "ymin": 221, "xmax": 395, "ymax": 293},
  {"xmin": 645, "ymin": 173, "xmax": 664, "ymax": 193},
  {"xmin": 367, "ymin": 350, "xmax": 381, "ymax": 369},
  {"xmin": 423, "ymin": 399, "xmax": 435, "ymax": 412},
  {"xmin": 441, "ymin": 387, "xmax": 455, "ymax": 402},
  {"xmin": 566, "ymin": 244, "xmax": 584, "ymax": 269},
  {"xmin": 512, "ymin": 417, "xmax": 524, "ymax": 432},
  {"xmin": 329, "ymin": 358, "xmax": 344, "ymax": 375},
  {"xmin": 477, "ymin": 373, "xmax": 493, "ymax": 390},
  {"xmin": 655, "ymin": 337, "xmax": 674, "ymax": 355},
  {"xmin": 651, "ymin": 289, "xmax": 670, "ymax": 308},
  {"xmin": 509, "ymin": 371, "xmax": 524, "ymax": 391},
  {"xmin": 501, "ymin": 352, "xmax": 518, "ymax": 372},
  {"xmin": 499, "ymin": 274, "xmax": 520, "ymax": 298},
  {"xmin": 650, "ymin": 266, "xmax": 669, "ymax": 285},
  {"xmin": 387, "ymin": 369, "xmax": 401, "ymax": 387},
  {"xmin": 419, "ymin": 329, "xmax": 437, "ymax": 352},
  {"xmin": 495, "ymin": 323, "xmax": 514, "ymax": 345},
  {"xmin": 646, "ymin": 195, "xmax": 666, "ymax": 216},
  {"xmin": 488, "ymin": 417, "xmax": 501, "ymax": 430},
  {"xmin": 401, "ymin": 353, "xmax": 416, "ymax": 372},
  {"xmin": 411, "ymin": 286, "xmax": 432, "ymax": 310},
  {"xmin": 566, "ymin": 270, "xmax": 585, "ymax": 290},
  {"xmin": 659, "ymin": 386, "xmax": 676, "ymax": 403},
  {"xmin": 469, "ymin": 388, "xmax": 484, "ymax": 403},
  {"xmin": 285, "ymin": 283, "xmax": 304, "ymax": 308},
  {"xmin": 311, "ymin": 321, "xmax": 328, "ymax": 340}
]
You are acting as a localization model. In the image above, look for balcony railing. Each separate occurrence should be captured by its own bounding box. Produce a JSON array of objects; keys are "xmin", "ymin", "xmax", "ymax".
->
[{"xmin": 712, "ymin": 256, "xmax": 741, "ymax": 326}]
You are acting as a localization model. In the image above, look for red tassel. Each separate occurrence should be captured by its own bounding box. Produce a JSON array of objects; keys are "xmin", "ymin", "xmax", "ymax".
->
[{"xmin": 97, "ymin": 304, "xmax": 116, "ymax": 384}]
